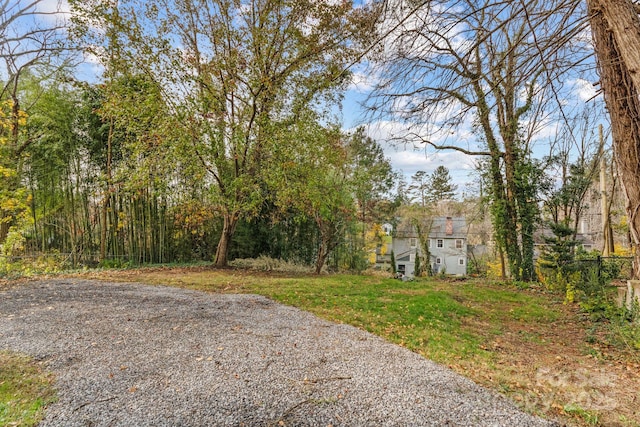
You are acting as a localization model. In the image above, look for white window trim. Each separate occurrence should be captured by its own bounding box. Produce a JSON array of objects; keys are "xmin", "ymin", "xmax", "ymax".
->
[
  {"xmin": 458, "ymin": 258, "xmax": 465, "ymax": 266},
  {"xmin": 437, "ymin": 239, "xmax": 444, "ymax": 248},
  {"xmin": 436, "ymin": 257, "xmax": 442, "ymax": 265},
  {"xmin": 455, "ymin": 239, "xmax": 463, "ymax": 249}
]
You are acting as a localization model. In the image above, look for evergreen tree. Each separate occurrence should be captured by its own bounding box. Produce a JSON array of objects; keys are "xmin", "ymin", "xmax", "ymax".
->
[
  {"xmin": 427, "ymin": 166, "xmax": 458, "ymax": 203},
  {"xmin": 390, "ymin": 250, "xmax": 396, "ymax": 275},
  {"xmin": 538, "ymin": 221, "xmax": 579, "ymax": 276},
  {"xmin": 347, "ymin": 127, "xmax": 396, "ymax": 245},
  {"xmin": 394, "ymin": 174, "xmax": 410, "ymax": 207}
]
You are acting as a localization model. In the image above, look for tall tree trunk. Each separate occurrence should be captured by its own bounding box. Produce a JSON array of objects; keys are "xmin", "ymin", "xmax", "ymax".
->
[
  {"xmin": 314, "ymin": 219, "xmax": 342, "ymax": 275},
  {"xmin": 315, "ymin": 236, "xmax": 330, "ymax": 275},
  {"xmin": 473, "ymin": 70, "xmax": 524, "ymax": 280},
  {"xmin": 214, "ymin": 212, "xmax": 239, "ymax": 268},
  {"xmin": 588, "ymin": 0, "xmax": 640, "ymax": 278}
]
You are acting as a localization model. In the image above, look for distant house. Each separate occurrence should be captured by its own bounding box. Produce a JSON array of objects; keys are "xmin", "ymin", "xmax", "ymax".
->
[
  {"xmin": 392, "ymin": 216, "xmax": 467, "ymax": 277},
  {"xmin": 532, "ymin": 221, "xmax": 598, "ymax": 260}
]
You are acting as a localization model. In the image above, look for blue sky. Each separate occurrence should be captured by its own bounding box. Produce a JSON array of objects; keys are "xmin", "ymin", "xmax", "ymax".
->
[{"xmin": 342, "ymin": 67, "xmax": 481, "ymax": 193}]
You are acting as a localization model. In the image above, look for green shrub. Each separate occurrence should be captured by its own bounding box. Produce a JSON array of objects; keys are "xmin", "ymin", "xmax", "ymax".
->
[
  {"xmin": 342, "ymin": 248, "xmax": 370, "ymax": 273},
  {"xmin": 0, "ymin": 253, "xmax": 67, "ymax": 279},
  {"xmin": 98, "ymin": 257, "xmax": 132, "ymax": 269},
  {"xmin": 606, "ymin": 299, "xmax": 640, "ymax": 353}
]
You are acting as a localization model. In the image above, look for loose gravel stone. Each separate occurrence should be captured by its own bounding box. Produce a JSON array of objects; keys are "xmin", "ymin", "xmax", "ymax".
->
[{"xmin": 0, "ymin": 279, "xmax": 559, "ymax": 426}]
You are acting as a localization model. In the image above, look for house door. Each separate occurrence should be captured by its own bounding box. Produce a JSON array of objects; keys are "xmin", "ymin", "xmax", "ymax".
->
[{"xmin": 398, "ymin": 264, "xmax": 406, "ymax": 276}]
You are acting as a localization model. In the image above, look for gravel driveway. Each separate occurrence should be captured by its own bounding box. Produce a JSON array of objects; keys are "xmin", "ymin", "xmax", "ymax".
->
[{"xmin": 0, "ymin": 279, "xmax": 559, "ymax": 426}]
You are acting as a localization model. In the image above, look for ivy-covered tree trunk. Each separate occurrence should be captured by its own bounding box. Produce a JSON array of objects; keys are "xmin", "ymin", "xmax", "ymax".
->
[
  {"xmin": 516, "ymin": 158, "xmax": 541, "ymax": 281},
  {"xmin": 413, "ymin": 217, "xmax": 433, "ymax": 277},
  {"xmin": 475, "ymin": 83, "xmax": 525, "ymax": 281},
  {"xmin": 502, "ymin": 132, "xmax": 524, "ymax": 280},
  {"xmin": 588, "ymin": 0, "xmax": 640, "ymax": 278}
]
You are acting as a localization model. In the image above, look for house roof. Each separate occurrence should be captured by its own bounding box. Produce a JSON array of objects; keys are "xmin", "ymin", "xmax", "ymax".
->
[
  {"xmin": 533, "ymin": 225, "xmax": 597, "ymax": 247},
  {"xmin": 394, "ymin": 216, "xmax": 467, "ymax": 239},
  {"xmin": 430, "ymin": 217, "xmax": 467, "ymax": 239}
]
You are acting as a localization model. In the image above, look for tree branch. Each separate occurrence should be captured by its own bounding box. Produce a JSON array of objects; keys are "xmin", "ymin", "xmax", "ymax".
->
[{"xmin": 408, "ymin": 133, "xmax": 496, "ymax": 157}]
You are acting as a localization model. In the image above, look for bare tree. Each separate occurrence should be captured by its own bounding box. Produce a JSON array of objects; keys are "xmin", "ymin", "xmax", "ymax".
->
[
  {"xmin": 0, "ymin": 0, "xmax": 70, "ymax": 141},
  {"xmin": 541, "ymin": 105, "xmax": 604, "ymax": 241}
]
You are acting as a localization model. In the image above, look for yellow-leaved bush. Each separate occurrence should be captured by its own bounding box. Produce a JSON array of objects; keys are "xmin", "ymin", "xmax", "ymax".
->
[{"xmin": 0, "ymin": 99, "xmax": 33, "ymax": 268}]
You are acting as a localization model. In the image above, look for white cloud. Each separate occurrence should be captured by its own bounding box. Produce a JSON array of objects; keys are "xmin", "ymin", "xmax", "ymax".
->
[
  {"xmin": 75, "ymin": 50, "xmax": 105, "ymax": 82},
  {"xmin": 573, "ymin": 78, "xmax": 599, "ymax": 102},
  {"xmin": 348, "ymin": 69, "xmax": 380, "ymax": 93},
  {"xmin": 376, "ymin": 0, "xmax": 471, "ymax": 66},
  {"xmin": 386, "ymin": 148, "xmax": 476, "ymax": 175},
  {"xmin": 33, "ymin": 0, "xmax": 71, "ymax": 26},
  {"xmin": 36, "ymin": 0, "xmax": 71, "ymax": 14},
  {"xmin": 352, "ymin": 119, "xmax": 480, "ymax": 191}
]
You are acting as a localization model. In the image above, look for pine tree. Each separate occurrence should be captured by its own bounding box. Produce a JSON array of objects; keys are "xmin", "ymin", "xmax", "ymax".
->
[
  {"xmin": 538, "ymin": 221, "xmax": 579, "ymax": 273},
  {"xmin": 427, "ymin": 166, "xmax": 457, "ymax": 203}
]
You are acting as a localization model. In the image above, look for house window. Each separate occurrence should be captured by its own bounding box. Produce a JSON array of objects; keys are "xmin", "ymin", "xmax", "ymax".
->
[
  {"xmin": 455, "ymin": 239, "xmax": 463, "ymax": 249},
  {"xmin": 458, "ymin": 258, "xmax": 465, "ymax": 266},
  {"xmin": 398, "ymin": 264, "xmax": 406, "ymax": 275},
  {"xmin": 436, "ymin": 257, "xmax": 442, "ymax": 265},
  {"xmin": 437, "ymin": 239, "xmax": 444, "ymax": 248},
  {"xmin": 410, "ymin": 238, "xmax": 417, "ymax": 248}
]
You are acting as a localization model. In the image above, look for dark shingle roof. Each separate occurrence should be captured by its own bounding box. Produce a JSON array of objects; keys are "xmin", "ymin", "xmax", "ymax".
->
[{"xmin": 394, "ymin": 216, "xmax": 466, "ymax": 239}]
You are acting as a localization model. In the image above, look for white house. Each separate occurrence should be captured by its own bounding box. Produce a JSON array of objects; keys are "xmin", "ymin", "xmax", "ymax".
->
[{"xmin": 392, "ymin": 216, "xmax": 467, "ymax": 277}]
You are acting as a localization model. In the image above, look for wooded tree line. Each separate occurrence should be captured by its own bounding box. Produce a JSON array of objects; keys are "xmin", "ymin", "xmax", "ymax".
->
[
  {"xmin": 2, "ymin": 72, "xmax": 397, "ymax": 272},
  {"xmin": 0, "ymin": 0, "xmax": 404, "ymax": 274},
  {"xmin": 2, "ymin": 0, "xmax": 640, "ymax": 279}
]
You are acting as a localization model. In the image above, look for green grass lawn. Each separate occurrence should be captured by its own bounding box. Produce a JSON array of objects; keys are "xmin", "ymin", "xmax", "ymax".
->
[
  {"xmin": 0, "ymin": 351, "xmax": 56, "ymax": 427},
  {"xmin": 247, "ymin": 275, "xmax": 561, "ymax": 364}
]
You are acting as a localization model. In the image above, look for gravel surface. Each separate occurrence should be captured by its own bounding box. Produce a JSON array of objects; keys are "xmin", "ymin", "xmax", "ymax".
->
[{"xmin": 0, "ymin": 279, "xmax": 559, "ymax": 426}]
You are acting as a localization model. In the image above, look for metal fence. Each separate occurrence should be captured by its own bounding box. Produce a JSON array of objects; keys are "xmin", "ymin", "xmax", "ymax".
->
[{"xmin": 563, "ymin": 256, "xmax": 634, "ymax": 282}]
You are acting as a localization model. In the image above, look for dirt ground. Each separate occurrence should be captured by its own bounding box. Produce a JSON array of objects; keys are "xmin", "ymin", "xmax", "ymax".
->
[{"xmin": 458, "ymin": 301, "xmax": 640, "ymax": 427}]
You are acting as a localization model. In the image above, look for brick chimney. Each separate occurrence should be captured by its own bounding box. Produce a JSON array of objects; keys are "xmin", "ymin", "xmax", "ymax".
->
[{"xmin": 445, "ymin": 217, "xmax": 453, "ymax": 235}]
